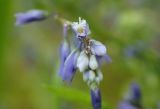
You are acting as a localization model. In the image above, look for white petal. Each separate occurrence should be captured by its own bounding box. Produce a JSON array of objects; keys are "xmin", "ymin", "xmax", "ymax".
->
[
  {"xmin": 83, "ymin": 71, "xmax": 89, "ymax": 82},
  {"xmin": 77, "ymin": 51, "xmax": 89, "ymax": 72},
  {"xmin": 91, "ymin": 40, "xmax": 107, "ymax": 56},
  {"xmin": 89, "ymin": 55, "xmax": 98, "ymax": 70},
  {"xmin": 97, "ymin": 70, "xmax": 103, "ymax": 81},
  {"xmin": 88, "ymin": 70, "xmax": 96, "ymax": 81}
]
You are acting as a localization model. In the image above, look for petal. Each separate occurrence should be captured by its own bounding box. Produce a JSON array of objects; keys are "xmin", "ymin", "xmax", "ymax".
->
[
  {"xmin": 91, "ymin": 89, "xmax": 101, "ymax": 109},
  {"xmin": 62, "ymin": 50, "xmax": 78, "ymax": 83},
  {"xmin": 96, "ymin": 54, "xmax": 112, "ymax": 66},
  {"xmin": 91, "ymin": 40, "xmax": 107, "ymax": 56},
  {"xmin": 58, "ymin": 41, "xmax": 70, "ymax": 76},
  {"xmin": 77, "ymin": 51, "xmax": 89, "ymax": 72},
  {"xmin": 89, "ymin": 55, "xmax": 98, "ymax": 70},
  {"xmin": 88, "ymin": 70, "xmax": 96, "ymax": 81},
  {"xmin": 15, "ymin": 10, "xmax": 48, "ymax": 26},
  {"xmin": 96, "ymin": 70, "xmax": 103, "ymax": 82}
]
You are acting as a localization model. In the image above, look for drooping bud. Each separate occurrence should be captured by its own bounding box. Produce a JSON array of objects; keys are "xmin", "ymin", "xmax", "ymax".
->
[
  {"xmin": 89, "ymin": 55, "xmax": 98, "ymax": 70},
  {"xmin": 77, "ymin": 51, "xmax": 89, "ymax": 72},
  {"xmin": 15, "ymin": 9, "xmax": 48, "ymax": 26},
  {"xmin": 91, "ymin": 89, "xmax": 102, "ymax": 109},
  {"xmin": 58, "ymin": 40, "xmax": 70, "ymax": 76},
  {"xmin": 91, "ymin": 40, "xmax": 106, "ymax": 56}
]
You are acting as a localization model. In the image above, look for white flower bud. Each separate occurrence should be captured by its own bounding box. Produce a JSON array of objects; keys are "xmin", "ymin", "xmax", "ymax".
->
[
  {"xmin": 77, "ymin": 51, "xmax": 89, "ymax": 72},
  {"xmin": 95, "ymin": 70, "xmax": 103, "ymax": 84},
  {"xmin": 89, "ymin": 55, "xmax": 98, "ymax": 70},
  {"xmin": 97, "ymin": 70, "xmax": 103, "ymax": 81},
  {"xmin": 88, "ymin": 70, "xmax": 96, "ymax": 81}
]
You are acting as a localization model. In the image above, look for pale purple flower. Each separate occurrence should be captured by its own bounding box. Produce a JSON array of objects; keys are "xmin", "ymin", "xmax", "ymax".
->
[
  {"xmin": 15, "ymin": 10, "xmax": 48, "ymax": 26},
  {"xmin": 62, "ymin": 50, "xmax": 78, "ymax": 83},
  {"xmin": 58, "ymin": 41, "xmax": 70, "ymax": 76},
  {"xmin": 71, "ymin": 17, "xmax": 91, "ymax": 38},
  {"xmin": 91, "ymin": 89, "xmax": 101, "ymax": 109}
]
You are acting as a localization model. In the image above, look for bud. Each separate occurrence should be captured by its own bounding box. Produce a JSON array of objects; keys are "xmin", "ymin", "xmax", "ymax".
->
[
  {"xmin": 89, "ymin": 55, "xmax": 98, "ymax": 70},
  {"xmin": 58, "ymin": 40, "xmax": 70, "ymax": 76},
  {"xmin": 88, "ymin": 70, "xmax": 96, "ymax": 81},
  {"xmin": 91, "ymin": 89, "xmax": 101, "ymax": 109},
  {"xmin": 15, "ymin": 9, "xmax": 48, "ymax": 26},
  {"xmin": 77, "ymin": 51, "xmax": 89, "ymax": 72}
]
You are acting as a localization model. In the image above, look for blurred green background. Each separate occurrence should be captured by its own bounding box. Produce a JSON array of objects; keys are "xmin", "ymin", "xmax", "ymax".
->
[{"xmin": 0, "ymin": 0, "xmax": 160, "ymax": 109}]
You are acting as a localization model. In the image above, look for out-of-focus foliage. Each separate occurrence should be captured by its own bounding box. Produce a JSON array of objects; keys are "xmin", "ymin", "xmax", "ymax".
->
[{"xmin": 0, "ymin": 0, "xmax": 160, "ymax": 109}]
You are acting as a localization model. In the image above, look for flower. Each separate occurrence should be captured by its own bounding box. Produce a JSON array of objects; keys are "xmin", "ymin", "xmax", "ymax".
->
[
  {"xmin": 58, "ymin": 40, "xmax": 70, "ymax": 76},
  {"xmin": 90, "ymin": 40, "xmax": 107, "ymax": 56},
  {"xmin": 91, "ymin": 88, "xmax": 101, "ymax": 109},
  {"xmin": 62, "ymin": 50, "xmax": 78, "ymax": 83},
  {"xmin": 15, "ymin": 10, "xmax": 48, "ymax": 26},
  {"xmin": 71, "ymin": 17, "xmax": 91, "ymax": 38}
]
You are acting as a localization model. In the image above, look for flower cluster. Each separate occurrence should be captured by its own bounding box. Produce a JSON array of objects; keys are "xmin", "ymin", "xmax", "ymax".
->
[
  {"xmin": 58, "ymin": 17, "xmax": 111, "ymax": 109},
  {"xmin": 15, "ymin": 10, "xmax": 111, "ymax": 109}
]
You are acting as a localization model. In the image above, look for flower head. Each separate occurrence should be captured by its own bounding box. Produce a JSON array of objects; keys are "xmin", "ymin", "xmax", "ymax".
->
[
  {"xmin": 71, "ymin": 17, "xmax": 91, "ymax": 38},
  {"xmin": 15, "ymin": 10, "xmax": 48, "ymax": 26}
]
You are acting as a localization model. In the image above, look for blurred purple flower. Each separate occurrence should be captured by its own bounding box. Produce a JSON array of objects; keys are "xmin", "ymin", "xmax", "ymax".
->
[
  {"xmin": 62, "ymin": 50, "xmax": 78, "ymax": 83},
  {"xmin": 15, "ymin": 10, "xmax": 48, "ymax": 26},
  {"xmin": 91, "ymin": 89, "xmax": 101, "ymax": 109},
  {"xmin": 58, "ymin": 41, "xmax": 70, "ymax": 76},
  {"xmin": 131, "ymin": 83, "xmax": 141, "ymax": 101},
  {"xmin": 118, "ymin": 101, "xmax": 137, "ymax": 109},
  {"xmin": 118, "ymin": 83, "xmax": 142, "ymax": 109}
]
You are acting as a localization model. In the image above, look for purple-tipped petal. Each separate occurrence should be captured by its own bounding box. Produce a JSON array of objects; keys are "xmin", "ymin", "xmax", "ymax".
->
[
  {"xmin": 15, "ymin": 10, "xmax": 48, "ymax": 26},
  {"xmin": 91, "ymin": 89, "xmax": 101, "ymax": 109},
  {"xmin": 91, "ymin": 40, "xmax": 107, "ymax": 56},
  {"xmin": 58, "ymin": 41, "xmax": 70, "ymax": 76},
  {"xmin": 118, "ymin": 101, "xmax": 137, "ymax": 109},
  {"xmin": 96, "ymin": 54, "xmax": 112, "ymax": 66},
  {"xmin": 62, "ymin": 50, "xmax": 78, "ymax": 83}
]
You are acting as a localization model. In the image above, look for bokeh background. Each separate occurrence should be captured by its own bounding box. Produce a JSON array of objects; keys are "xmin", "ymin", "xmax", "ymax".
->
[{"xmin": 0, "ymin": 0, "xmax": 160, "ymax": 109}]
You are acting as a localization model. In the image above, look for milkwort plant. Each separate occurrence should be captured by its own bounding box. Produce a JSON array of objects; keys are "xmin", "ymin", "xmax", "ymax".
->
[{"xmin": 15, "ymin": 9, "xmax": 111, "ymax": 109}]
